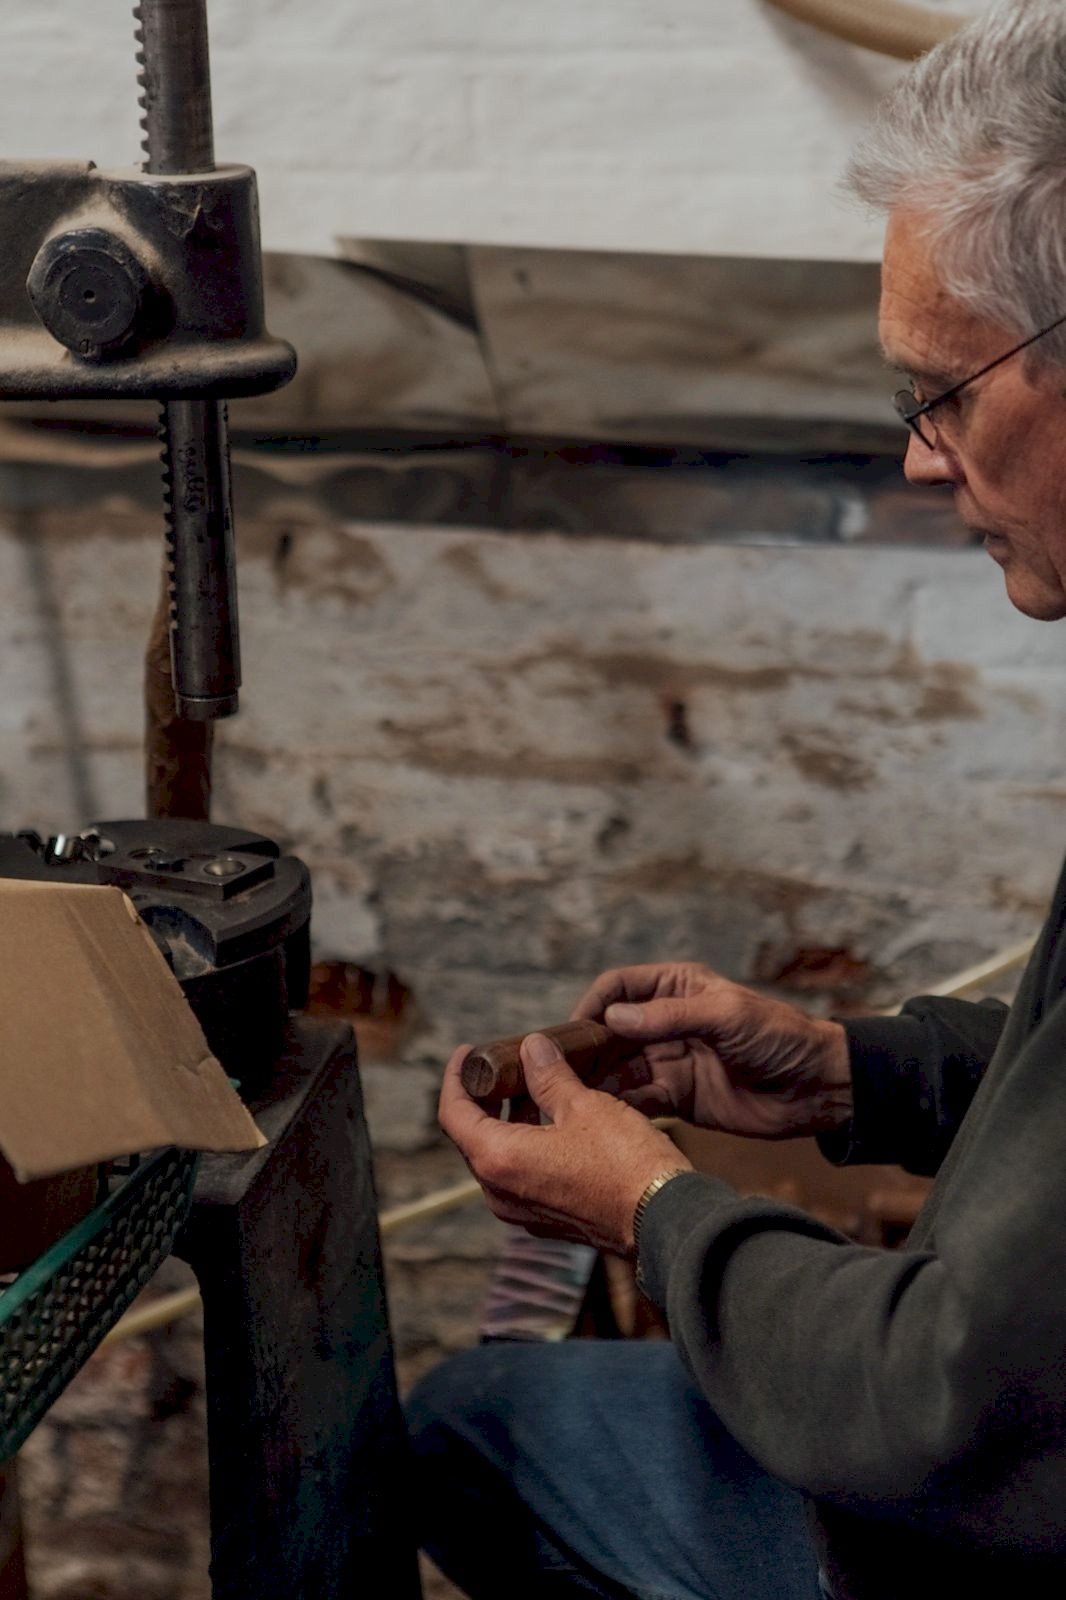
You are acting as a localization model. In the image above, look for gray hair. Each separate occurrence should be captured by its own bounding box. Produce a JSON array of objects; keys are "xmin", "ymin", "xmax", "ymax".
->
[{"xmin": 846, "ymin": 0, "xmax": 1066, "ymax": 369}]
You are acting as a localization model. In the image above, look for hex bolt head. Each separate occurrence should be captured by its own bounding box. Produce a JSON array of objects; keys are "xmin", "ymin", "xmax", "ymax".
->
[
  {"xmin": 144, "ymin": 849, "xmax": 185, "ymax": 871},
  {"xmin": 203, "ymin": 856, "xmax": 246, "ymax": 879},
  {"xmin": 26, "ymin": 228, "xmax": 153, "ymax": 361}
]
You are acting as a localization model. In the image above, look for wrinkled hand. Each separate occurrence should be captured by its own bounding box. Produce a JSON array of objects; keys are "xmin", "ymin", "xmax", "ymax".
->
[
  {"xmin": 439, "ymin": 1032, "xmax": 692, "ymax": 1257},
  {"xmin": 571, "ymin": 962, "xmax": 852, "ymax": 1139}
]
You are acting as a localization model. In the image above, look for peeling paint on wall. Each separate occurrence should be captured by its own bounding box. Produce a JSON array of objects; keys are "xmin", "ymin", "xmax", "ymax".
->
[{"xmin": 0, "ymin": 461, "xmax": 1061, "ymax": 1101}]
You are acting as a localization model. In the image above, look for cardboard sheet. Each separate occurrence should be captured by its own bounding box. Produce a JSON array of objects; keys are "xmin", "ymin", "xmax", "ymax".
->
[{"xmin": 0, "ymin": 881, "xmax": 265, "ymax": 1181}]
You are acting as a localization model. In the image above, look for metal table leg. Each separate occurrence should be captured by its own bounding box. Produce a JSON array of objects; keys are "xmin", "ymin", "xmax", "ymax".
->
[{"xmin": 177, "ymin": 1017, "xmax": 421, "ymax": 1599}]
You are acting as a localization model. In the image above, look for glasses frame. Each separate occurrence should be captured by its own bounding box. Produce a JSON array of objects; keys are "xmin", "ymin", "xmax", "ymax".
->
[{"xmin": 894, "ymin": 311, "xmax": 1066, "ymax": 448}]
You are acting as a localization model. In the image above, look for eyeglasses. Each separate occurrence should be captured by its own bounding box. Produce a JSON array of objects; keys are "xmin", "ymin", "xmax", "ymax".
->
[{"xmin": 894, "ymin": 311, "xmax": 1066, "ymax": 448}]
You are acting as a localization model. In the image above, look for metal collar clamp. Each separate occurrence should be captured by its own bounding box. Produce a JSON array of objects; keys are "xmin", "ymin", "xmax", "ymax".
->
[{"xmin": 0, "ymin": 160, "xmax": 294, "ymax": 399}]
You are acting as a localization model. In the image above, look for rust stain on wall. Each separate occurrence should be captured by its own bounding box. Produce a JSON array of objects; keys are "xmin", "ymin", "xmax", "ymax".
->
[
  {"xmin": 1007, "ymin": 786, "xmax": 1066, "ymax": 804},
  {"xmin": 832, "ymin": 695, "xmax": 904, "ymax": 725},
  {"xmin": 306, "ymin": 960, "xmax": 415, "ymax": 1060},
  {"xmin": 912, "ymin": 663, "xmax": 982, "ymax": 721},
  {"xmin": 607, "ymin": 855, "xmax": 822, "ymax": 917},
  {"xmin": 834, "ymin": 661, "xmax": 985, "ymax": 726},
  {"xmin": 499, "ymin": 635, "xmax": 939, "ymax": 700},
  {"xmin": 989, "ymin": 875, "xmax": 1052, "ymax": 915},
  {"xmin": 269, "ymin": 525, "xmax": 396, "ymax": 604},
  {"xmin": 30, "ymin": 504, "xmax": 157, "ymax": 546},
  {"xmin": 576, "ymin": 651, "xmax": 792, "ymax": 693},
  {"xmin": 757, "ymin": 944, "xmax": 873, "ymax": 996},
  {"xmin": 374, "ymin": 735, "xmax": 645, "ymax": 786},
  {"xmin": 438, "ymin": 542, "xmax": 516, "ymax": 602},
  {"xmin": 781, "ymin": 732, "xmax": 874, "ymax": 791}
]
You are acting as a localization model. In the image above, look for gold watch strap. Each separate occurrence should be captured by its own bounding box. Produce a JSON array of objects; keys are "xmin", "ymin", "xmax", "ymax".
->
[{"xmin": 632, "ymin": 1168, "xmax": 690, "ymax": 1264}]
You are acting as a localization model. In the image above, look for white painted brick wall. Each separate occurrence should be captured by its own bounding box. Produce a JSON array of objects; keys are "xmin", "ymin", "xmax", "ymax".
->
[
  {"xmin": 1, "ymin": 493, "xmax": 1061, "ymax": 1067},
  {"xmin": 1, "ymin": 0, "xmax": 990, "ymax": 260}
]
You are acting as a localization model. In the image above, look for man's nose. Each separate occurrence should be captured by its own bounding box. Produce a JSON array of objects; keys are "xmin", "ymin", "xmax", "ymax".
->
[{"xmin": 902, "ymin": 432, "xmax": 963, "ymax": 488}]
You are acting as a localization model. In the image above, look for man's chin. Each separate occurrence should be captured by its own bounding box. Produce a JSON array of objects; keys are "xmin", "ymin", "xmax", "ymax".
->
[
  {"xmin": 1000, "ymin": 562, "xmax": 1066, "ymax": 620},
  {"xmin": 976, "ymin": 531, "xmax": 1066, "ymax": 617}
]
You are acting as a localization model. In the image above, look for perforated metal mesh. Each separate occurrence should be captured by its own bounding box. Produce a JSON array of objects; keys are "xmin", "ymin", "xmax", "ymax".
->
[{"xmin": 0, "ymin": 1146, "xmax": 197, "ymax": 1460}]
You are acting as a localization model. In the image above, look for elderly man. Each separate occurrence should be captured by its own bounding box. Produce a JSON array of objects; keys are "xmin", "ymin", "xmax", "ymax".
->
[{"xmin": 408, "ymin": 5, "xmax": 1066, "ymax": 1597}]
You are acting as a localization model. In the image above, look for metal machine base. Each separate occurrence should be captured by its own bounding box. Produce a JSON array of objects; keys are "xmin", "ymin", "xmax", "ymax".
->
[{"xmin": 178, "ymin": 1017, "xmax": 421, "ymax": 1599}]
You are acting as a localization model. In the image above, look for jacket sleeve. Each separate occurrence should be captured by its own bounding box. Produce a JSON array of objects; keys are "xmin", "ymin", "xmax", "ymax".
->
[
  {"xmin": 635, "ymin": 989, "xmax": 1066, "ymax": 1533},
  {"xmin": 817, "ymin": 996, "xmax": 1008, "ymax": 1176}
]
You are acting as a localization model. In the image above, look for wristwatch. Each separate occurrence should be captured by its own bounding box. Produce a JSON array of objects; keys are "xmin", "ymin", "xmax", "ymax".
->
[{"xmin": 632, "ymin": 1168, "xmax": 690, "ymax": 1267}]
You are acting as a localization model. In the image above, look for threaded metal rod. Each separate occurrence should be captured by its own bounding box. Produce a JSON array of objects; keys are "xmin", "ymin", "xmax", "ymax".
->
[
  {"xmin": 135, "ymin": 0, "xmax": 215, "ymax": 174},
  {"xmin": 159, "ymin": 400, "xmax": 240, "ymax": 719},
  {"xmin": 135, "ymin": 0, "xmax": 241, "ymax": 759}
]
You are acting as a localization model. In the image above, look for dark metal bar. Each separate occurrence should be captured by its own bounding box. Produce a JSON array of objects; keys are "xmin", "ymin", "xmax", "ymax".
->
[
  {"xmin": 0, "ymin": 1461, "xmax": 27, "ymax": 1600},
  {"xmin": 135, "ymin": 0, "xmax": 215, "ymax": 175},
  {"xmin": 136, "ymin": 0, "xmax": 240, "ymax": 750},
  {"xmin": 160, "ymin": 399, "xmax": 241, "ymax": 719},
  {"xmin": 156, "ymin": 385, "xmax": 240, "ymax": 724},
  {"xmin": 177, "ymin": 1021, "xmax": 423, "ymax": 1600}
]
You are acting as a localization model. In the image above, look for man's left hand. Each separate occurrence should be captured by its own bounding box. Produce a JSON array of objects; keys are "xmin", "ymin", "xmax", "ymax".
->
[{"xmin": 438, "ymin": 1032, "xmax": 693, "ymax": 1258}]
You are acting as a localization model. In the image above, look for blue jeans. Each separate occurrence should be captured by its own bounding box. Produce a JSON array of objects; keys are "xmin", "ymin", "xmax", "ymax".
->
[{"xmin": 406, "ymin": 1340, "xmax": 823, "ymax": 1600}]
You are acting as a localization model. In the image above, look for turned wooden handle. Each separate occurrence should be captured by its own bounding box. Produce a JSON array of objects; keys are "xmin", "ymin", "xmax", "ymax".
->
[{"xmin": 461, "ymin": 1020, "xmax": 628, "ymax": 1107}]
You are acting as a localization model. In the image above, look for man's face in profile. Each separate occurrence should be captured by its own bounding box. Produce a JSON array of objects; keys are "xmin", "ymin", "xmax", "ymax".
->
[{"xmin": 880, "ymin": 210, "xmax": 1066, "ymax": 621}]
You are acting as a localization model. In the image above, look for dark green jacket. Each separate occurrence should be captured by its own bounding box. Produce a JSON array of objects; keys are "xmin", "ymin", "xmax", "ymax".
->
[{"xmin": 639, "ymin": 860, "xmax": 1066, "ymax": 1599}]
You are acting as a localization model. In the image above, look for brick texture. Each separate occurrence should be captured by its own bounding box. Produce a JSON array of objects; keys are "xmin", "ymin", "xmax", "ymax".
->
[{"xmin": 3, "ymin": 429, "xmax": 1060, "ymax": 1597}]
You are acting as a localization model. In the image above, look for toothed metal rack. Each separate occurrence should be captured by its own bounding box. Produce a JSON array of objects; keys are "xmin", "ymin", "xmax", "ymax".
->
[
  {"xmin": 0, "ymin": 2, "xmax": 295, "ymax": 721},
  {"xmin": 134, "ymin": 0, "xmax": 242, "ymax": 721}
]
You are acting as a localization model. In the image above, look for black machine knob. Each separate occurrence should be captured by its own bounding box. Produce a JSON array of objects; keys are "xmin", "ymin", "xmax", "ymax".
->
[{"xmin": 26, "ymin": 227, "xmax": 156, "ymax": 361}]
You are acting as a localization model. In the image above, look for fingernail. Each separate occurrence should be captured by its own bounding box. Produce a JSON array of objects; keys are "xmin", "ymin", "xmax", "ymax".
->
[
  {"xmin": 606, "ymin": 1004, "xmax": 639, "ymax": 1027},
  {"xmin": 523, "ymin": 1032, "xmax": 561, "ymax": 1067}
]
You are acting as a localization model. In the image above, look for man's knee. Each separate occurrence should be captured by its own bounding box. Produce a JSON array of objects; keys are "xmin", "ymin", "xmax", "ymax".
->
[
  {"xmin": 407, "ymin": 1343, "xmax": 522, "ymax": 1453},
  {"xmin": 406, "ymin": 1346, "xmax": 478, "ymax": 1437}
]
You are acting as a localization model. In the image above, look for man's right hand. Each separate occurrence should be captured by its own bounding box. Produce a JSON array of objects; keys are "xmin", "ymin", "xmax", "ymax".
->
[{"xmin": 571, "ymin": 962, "xmax": 853, "ymax": 1140}]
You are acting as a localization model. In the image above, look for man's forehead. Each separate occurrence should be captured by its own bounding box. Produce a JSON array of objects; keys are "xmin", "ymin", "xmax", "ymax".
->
[
  {"xmin": 878, "ymin": 331, "xmax": 960, "ymax": 389},
  {"xmin": 879, "ymin": 211, "xmax": 995, "ymax": 381}
]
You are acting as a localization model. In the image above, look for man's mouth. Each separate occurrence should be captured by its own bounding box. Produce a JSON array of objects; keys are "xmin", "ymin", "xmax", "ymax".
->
[
  {"xmin": 961, "ymin": 510, "xmax": 1005, "ymax": 546},
  {"xmin": 957, "ymin": 498, "xmax": 1006, "ymax": 551}
]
